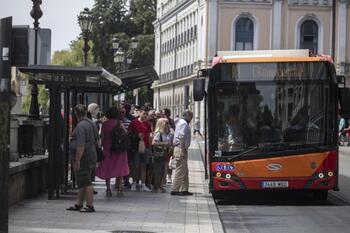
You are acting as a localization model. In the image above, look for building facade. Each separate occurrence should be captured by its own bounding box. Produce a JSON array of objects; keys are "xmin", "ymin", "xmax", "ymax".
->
[{"xmin": 153, "ymin": 0, "xmax": 350, "ymax": 125}]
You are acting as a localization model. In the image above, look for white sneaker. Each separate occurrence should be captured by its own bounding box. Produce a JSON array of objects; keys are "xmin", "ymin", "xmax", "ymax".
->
[
  {"xmin": 141, "ymin": 184, "xmax": 151, "ymax": 192},
  {"xmin": 131, "ymin": 183, "xmax": 137, "ymax": 191}
]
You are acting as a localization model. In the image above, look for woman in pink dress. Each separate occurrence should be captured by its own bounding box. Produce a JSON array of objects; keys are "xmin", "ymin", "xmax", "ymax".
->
[{"xmin": 96, "ymin": 107, "xmax": 129, "ymax": 197}]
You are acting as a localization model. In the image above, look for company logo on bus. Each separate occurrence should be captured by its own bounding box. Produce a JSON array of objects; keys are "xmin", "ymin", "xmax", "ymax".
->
[{"xmin": 266, "ymin": 163, "xmax": 283, "ymax": 171}]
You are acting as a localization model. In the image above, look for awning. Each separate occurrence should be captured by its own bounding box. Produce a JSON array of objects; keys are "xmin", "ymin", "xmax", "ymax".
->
[
  {"xmin": 18, "ymin": 65, "xmax": 122, "ymax": 93},
  {"xmin": 115, "ymin": 66, "xmax": 158, "ymax": 93},
  {"xmin": 18, "ymin": 65, "xmax": 158, "ymax": 94}
]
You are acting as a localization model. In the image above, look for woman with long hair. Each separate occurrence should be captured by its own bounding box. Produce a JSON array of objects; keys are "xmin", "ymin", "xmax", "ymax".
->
[
  {"xmin": 96, "ymin": 107, "xmax": 129, "ymax": 197},
  {"xmin": 152, "ymin": 118, "xmax": 172, "ymax": 193}
]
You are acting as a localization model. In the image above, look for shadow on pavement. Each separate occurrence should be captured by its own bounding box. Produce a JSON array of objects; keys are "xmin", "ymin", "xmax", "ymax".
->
[{"xmin": 215, "ymin": 190, "xmax": 350, "ymax": 206}]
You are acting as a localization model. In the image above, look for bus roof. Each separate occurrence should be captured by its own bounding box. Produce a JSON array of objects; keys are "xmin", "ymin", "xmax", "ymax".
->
[{"xmin": 213, "ymin": 50, "xmax": 333, "ymax": 66}]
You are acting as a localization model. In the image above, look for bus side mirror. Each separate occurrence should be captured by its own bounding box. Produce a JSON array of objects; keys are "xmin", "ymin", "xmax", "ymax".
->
[{"xmin": 193, "ymin": 78, "xmax": 205, "ymax": 101}]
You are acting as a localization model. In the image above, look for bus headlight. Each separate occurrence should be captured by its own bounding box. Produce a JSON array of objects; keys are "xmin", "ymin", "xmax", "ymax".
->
[
  {"xmin": 225, "ymin": 174, "xmax": 231, "ymax": 179},
  {"xmin": 328, "ymin": 171, "xmax": 333, "ymax": 177},
  {"xmin": 216, "ymin": 172, "xmax": 222, "ymax": 178},
  {"xmin": 318, "ymin": 173, "xmax": 324, "ymax": 179}
]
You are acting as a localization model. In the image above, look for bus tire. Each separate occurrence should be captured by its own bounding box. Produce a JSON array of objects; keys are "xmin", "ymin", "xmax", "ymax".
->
[{"xmin": 313, "ymin": 190, "xmax": 328, "ymax": 200}]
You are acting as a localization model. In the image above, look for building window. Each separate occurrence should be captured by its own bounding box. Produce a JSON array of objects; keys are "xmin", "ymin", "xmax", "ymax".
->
[
  {"xmin": 300, "ymin": 20, "xmax": 318, "ymax": 55},
  {"xmin": 235, "ymin": 18, "xmax": 254, "ymax": 50}
]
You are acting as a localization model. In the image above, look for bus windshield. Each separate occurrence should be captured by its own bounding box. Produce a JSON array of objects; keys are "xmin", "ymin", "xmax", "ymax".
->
[{"xmin": 214, "ymin": 62, "xmax": 336, "ymax": 154}]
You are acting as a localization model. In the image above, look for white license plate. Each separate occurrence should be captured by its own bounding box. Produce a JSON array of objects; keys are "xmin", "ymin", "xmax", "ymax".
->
[{"xmin": 262, "ymin": 181, "xmax": 289, "ymax": 188}]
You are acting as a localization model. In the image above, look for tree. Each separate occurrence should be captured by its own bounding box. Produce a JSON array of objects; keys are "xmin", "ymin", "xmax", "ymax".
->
[
  {"xmin": 91, "ymin": 0, "xmax": 129, "ymax": 71},
  {"xmin": 129, "ymin": 34, "xmax": 155, "ymax": 69},
  {"xmin": 51, "ymin": 38, "xmax": 94, "ymax": 66},
  {"xmin": 90, "ymin": 0, "xmax": 157, "ymax": 106},
  {"xmin": 129, "ymin": 0, "xmax": 156, "ymax": 35}
]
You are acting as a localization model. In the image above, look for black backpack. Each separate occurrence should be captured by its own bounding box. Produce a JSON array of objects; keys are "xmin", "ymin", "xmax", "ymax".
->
[{"xmin": 111, "ymin": 122, "xmax": 130, "ymax": 153}]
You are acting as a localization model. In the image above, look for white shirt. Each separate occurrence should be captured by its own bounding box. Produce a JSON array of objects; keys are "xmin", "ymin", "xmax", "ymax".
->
[{"xmin": 173, "ymin": 118, "xmax": 191, "ymax": 149}]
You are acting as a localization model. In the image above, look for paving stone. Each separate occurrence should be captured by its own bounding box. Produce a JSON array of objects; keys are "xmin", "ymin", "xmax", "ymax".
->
[{"xmin": 9, "ymin": 141, "xmax": 225, "ymax": 233}]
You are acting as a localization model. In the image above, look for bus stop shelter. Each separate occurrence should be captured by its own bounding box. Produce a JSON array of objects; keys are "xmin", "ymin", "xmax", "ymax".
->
[{"xmin": 18, "ymin": 65, "xmax": 158, "ymax": 199}]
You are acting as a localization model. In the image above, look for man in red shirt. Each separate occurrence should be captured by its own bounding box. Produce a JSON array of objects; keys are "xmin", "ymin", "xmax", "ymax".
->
[{"xmin": 128, "ymin": 107, "xmax": 152, "ymax": 192}]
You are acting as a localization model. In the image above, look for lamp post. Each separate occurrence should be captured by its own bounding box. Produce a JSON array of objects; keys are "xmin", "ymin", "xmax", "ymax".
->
[
  {"xmin": 331, "ymin": 0, "xmax": 336, "ymax": 61},
  {"xmin": 28, "ymin": 0, "xmax": 43, "ymax": 119},
  {"xmin": 78, "ymin": 8, "xmax": 93, "ymax": 66},
  {"xmin": 113, "ymin": 36, "xmax": 138, "ymax": 103},
  {"xmin": 113, "ymin": 36, "xmax": 138, "ymax": 71}
]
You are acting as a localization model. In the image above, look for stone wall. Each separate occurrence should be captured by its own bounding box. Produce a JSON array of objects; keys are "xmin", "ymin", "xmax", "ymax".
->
[{"xmin": 9, "ymin": 156, "xmax": 47, "ymax": 206}]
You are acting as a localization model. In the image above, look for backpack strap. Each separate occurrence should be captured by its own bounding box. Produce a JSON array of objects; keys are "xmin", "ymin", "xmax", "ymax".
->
[{"xmin": 159, "ymin": 132, "xmax": 163, "ymax": 142}]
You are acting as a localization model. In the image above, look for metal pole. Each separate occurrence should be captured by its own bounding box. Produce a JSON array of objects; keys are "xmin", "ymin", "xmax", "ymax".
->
[
  {"xmin": 28, "ymin": 0, "xmax": 42, "ymax": 119},
  {"xmin": 48, "ymin": 85, "xmax": 61, "ymax": 199},
  {"xmin": 0, "ymin": 16, "xmax": 12, "ymax": 233},
  {"xmin": 83, "ymin": 37, "xmax": 89, "ymax": 66},
  {"xmin": 204, "ymin": 94, "xmax": 208, "ymax": 180},
  {"xmin": 64, "ymin": 90, "xmax": 70, "ymax": 192},
  {"xmin": 48, "ymin": 87, "xmax": 54, "ymax": 199},
  {"xmin": 332, "ymin": 0, "xmax": 336, "ymax": 60},
  {"xmin": 71, "ymin": 89, "xmax": 77, "ymax": 187}
]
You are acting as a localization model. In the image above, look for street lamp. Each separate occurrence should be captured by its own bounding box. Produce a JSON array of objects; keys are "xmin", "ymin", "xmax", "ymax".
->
[
  {"xmin": 28, "ymin": 0, "xmax": 43, "ymax": 119},
  {"xmin": 78, "ymin": 8, "xmax": 94, "ymax": 66},
  {"xmin": 131, "ymin": 37, "xmax": 138, "ymax": 49},
  {"xmin": 113, "ymin": 36, "xmax": 138, "ymax": 71},
  {"xmin": 114, "ymin": 49, "xmax": 125, "ymax": 64}
]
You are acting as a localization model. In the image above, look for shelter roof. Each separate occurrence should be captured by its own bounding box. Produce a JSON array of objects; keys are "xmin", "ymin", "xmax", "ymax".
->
[
  {"xmin": 18, "ymin": 65, "xmax": 121, "ymax": 93},
  {"xmin": 115, "ymin": 66, "xmax": 158, "ymax": 93},
  {"xmin": 18, "ymin": 65, "xmax": 158, "ymax": 93}
]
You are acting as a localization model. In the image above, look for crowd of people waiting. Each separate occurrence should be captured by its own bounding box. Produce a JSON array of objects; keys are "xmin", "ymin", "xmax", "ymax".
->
[{"xmin": 67, "ymin": 102, "xmax": 194, "ymax": 213}]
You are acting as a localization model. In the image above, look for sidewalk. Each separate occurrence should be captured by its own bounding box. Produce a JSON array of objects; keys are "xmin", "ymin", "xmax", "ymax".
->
[{"xmin": 9, "ymin": 142, "xmax": 224, "ymax": 233}]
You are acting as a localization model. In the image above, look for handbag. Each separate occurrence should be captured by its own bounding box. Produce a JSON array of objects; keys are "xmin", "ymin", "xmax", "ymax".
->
[
  {"xmin": 96, "ymin": 147, "xmax": 104, "ymax": 162},
  {"xmin": 153, "ymin": 133, "xmax": 168, "ymax": 158},
  {"xmin": 138, "ymin": 139, "xmax": 145, "ymax": 154}
]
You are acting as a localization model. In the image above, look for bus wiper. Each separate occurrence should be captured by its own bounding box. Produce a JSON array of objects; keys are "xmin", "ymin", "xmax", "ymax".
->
[{"xmin": 229, "ymin": 146, "xmax": 259, "ymax": 161}]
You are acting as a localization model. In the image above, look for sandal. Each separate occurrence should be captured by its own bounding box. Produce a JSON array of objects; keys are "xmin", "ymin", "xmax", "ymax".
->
[
  {"xmin": 80, "ymin": 205, "xmax": 95, "ymax": 213},
  {"xmin": 66, "ymin": 204, "xmax": 83, "ymax": 211}
]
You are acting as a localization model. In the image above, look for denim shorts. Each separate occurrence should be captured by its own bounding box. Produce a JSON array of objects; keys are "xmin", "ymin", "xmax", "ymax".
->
[{"xmin": 131, "ymin": 148, "xmax": 151, "ymax": 166}]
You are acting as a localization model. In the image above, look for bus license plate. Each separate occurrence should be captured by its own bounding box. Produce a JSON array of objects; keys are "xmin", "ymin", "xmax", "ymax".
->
[{"xmin": 262, "ymin": 181, "xmax": 289, "ymax": 188}]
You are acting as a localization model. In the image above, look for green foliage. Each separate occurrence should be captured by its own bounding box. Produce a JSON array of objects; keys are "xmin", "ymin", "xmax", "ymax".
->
[
  {"xmin": 91, "ymin": 0, "xmax": 129, "ymax": 70},
  {"xmin": 90, "ymin": 0, "xmax": 157, "ymax": 106},
  {"xmin": 21, "ymin": 81, "xmax": 49, "ymax": 114},
  {"xmin": 22, "ymin": 83, "xmax": 30, "ymax": 114},
  {"xmin": 38, "ymin": 85, "xmax": 49, "ymax": 114},
  {"xmin": 52, "ymin": 38, "xmax": 94, "ymax": 66},
  {"xmin": 22, "ymin": 75, "xmax": 50, "ymax": 114},
  {"xmin": 129, "ymin": 34, "xmax": 155, "ymax": 69},
  {"xmin": 129, "ymin": 0, "xmax": 157, "ymax": 35}
]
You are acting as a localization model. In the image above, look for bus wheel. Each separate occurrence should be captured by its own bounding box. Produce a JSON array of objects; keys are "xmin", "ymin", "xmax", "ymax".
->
[{"xmin": 313, "ymin": 190, "xmax": 328, "ymax": 200}]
